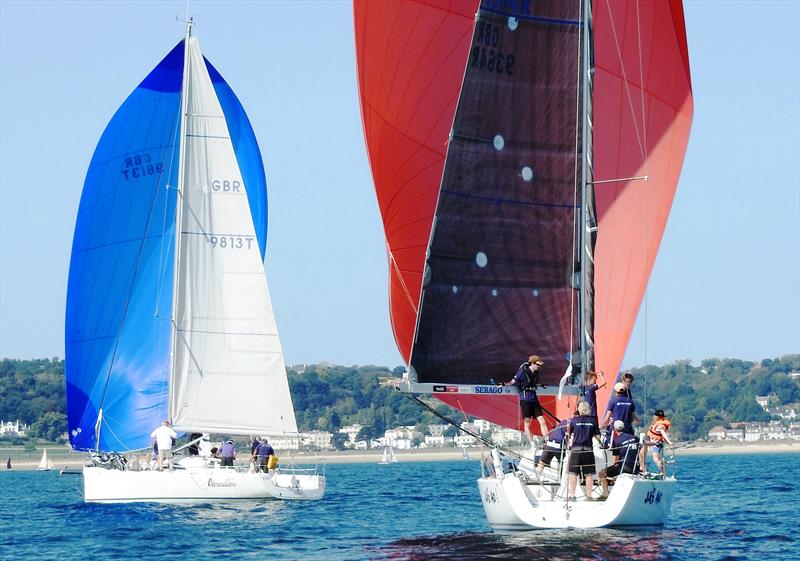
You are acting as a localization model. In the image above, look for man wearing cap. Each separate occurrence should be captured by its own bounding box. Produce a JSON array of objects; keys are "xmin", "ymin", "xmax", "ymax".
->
[
  {"xmin": 150, "ymin": 420, "xmax": 177, "ymax": 471},
  {"xmin": 598, "ymin": 420, "xmax": 640, "ymax": 496},
  {"xmin": 600, "ymin": 382, "xmax": 639, "ymax": 435},
  {"xmin": 503, "ymin": 354, "xmax": 548, "ymax": 448},
  {"xmin": 644, "ymin": 409, "xmax": 673, "ymax": 477}
]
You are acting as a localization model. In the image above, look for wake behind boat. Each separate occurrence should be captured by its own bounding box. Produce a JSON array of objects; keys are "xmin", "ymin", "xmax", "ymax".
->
[{"xmin": 65, "ymin": 20, "xmax": 324, "ymax": 503}]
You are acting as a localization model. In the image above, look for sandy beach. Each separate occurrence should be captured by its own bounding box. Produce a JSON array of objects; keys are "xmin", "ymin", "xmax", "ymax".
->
[{"xmin": 3, "ymin": 441, "xmax": 797, "ymax": 471}]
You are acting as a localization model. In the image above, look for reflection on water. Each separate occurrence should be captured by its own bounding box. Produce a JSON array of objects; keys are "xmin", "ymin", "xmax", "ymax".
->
[{"xmin": 387, "ymin": 528, "xmax": 672, "ymax": 561}]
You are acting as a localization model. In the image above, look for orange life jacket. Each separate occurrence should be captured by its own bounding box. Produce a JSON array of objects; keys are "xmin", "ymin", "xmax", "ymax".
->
[{"xmin": 647, "ymin": 418, "xmax": 671, "ymax": 442}]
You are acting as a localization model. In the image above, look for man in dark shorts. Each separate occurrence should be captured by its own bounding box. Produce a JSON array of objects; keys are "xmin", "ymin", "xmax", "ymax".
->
[
  {"xmin": 567, "ymin": 401, "xmax": 600, "ymax": 500},
  {"xmin": 503, "ymin": 354, "xmax": 548, "ymax": 449},
  {"xmin": 599, "ymin": 420, "xmax": 640, "ymax": 496},
  {"xmin": 538, "ymin": 418, "xmax": 568, "ymax": 470}
]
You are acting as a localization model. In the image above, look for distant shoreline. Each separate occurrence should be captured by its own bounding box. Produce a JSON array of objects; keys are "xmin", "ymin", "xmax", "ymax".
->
[{"xmin": 2, "ymin": 441, "xmax": 797, "ymax": 471}]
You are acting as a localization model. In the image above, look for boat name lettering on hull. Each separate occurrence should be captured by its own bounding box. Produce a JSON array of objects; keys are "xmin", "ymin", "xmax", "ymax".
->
[
  {"xmin": 643, "ymin": 485, "xmax": 662, "ymax": 505},
  {"xmin": 208, "ymin": 478, "xmax": 236, "ymax": 488},
  {"xmin": 121, "ymin": 152, "xmax": 163, "ymax": 180}
]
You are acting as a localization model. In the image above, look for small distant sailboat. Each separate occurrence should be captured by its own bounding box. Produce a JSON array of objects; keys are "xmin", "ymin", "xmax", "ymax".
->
[
  {"xmin": 461, "ymin": 447, "xmax": 470, "ymax": 461},
  {"xmin": 6, "ymin": 458, "xmax": 11, "ymax": 470},
  {"xmin": 378, "ymin": 444, "xmax": 398, "ymax": 465},
  {"xmin": 36, "ymin": 449, "xmax": 54, "ymax": 471}
]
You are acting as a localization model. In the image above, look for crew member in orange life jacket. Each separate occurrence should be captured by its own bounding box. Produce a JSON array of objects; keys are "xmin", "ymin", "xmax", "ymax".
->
[{"xmin": 644, "ymin": 409, "xmax": 672, "ymax": 477}]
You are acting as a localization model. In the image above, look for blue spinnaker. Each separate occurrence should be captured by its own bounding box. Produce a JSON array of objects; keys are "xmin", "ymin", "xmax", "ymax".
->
[{"xmin": 66, "ymin": 41, "xmax": 268, "ymax": 451}]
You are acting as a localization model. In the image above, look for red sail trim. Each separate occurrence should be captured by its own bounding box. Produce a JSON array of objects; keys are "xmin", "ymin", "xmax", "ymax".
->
[{"xmin": 355, "ymin": 0, "xmax": 479, "ymax": 363}]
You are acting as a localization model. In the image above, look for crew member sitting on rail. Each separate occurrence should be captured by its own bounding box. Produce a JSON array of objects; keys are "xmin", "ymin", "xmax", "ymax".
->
[
  {"xmin": 538, "ymin": 418, "xmax": 569, "ymax": 470},
  {"xmin": 598, "ymin": 420, "xmax": 640, "ymax": 497}
]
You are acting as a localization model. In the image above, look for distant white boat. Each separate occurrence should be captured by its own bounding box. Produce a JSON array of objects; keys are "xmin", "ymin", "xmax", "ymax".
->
[
  {"xmin": 378, "ymin": 445, "xmax": 398, "ymax": 465},
  {"xmin": 36, "ymin": 449, "xmax": 54, "ymax": 471}
]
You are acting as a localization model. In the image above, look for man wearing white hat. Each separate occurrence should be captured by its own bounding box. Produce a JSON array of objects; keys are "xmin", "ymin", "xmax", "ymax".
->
[{"xmin": 600, "ymin": 381, "xmax": 639, "ymax": 434}]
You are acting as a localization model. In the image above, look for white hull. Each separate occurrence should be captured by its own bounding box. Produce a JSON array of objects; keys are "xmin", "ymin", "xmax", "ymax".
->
[
  {"xmin": 84, "ymin": 466, "xmax": 325, "ymax": 503},
  {"xmin": 479, "ymin": 472, "xmax": 675, "ymax": 530}
]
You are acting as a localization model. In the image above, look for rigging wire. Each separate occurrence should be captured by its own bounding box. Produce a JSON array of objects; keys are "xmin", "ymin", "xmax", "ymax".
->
[{"xmin": 567, "ymin": 0, "xmax": 585, "ymax": 371}]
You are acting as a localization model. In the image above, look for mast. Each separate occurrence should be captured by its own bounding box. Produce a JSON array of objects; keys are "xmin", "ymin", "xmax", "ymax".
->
[
  {"xmin": 168, "ymin": 18, "xmax": 193, "ymax": 423},
  {"xmin": 578, "ymin": 0, "xmax": 595, "ymax": 379}
]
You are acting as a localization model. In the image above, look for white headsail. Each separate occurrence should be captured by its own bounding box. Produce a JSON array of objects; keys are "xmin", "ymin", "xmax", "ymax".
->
[{"xmin": 169, "ymin": 37, "xmax": 297, "ymax": 436}]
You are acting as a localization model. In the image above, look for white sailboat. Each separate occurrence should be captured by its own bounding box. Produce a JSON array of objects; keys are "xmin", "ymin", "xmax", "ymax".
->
[
  {"xmin": 378, "ymin": 444, "xmax": 398, "ymax": 465},
  {"xmin": 65, "ymin": 20, "xmax": 324, "ymax": 503},
  {"xmin": 36, "ymin": 449, "xmax": 54, "ymax": 471},
  {"xmin": 356, "ymin": 0, "xmax": 692, "ymax": 529}
]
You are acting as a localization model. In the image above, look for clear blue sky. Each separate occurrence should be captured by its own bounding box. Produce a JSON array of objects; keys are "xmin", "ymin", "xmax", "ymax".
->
[{"xmin": 1, "ymin": 0, "xmax": 798, "ymax": 370}]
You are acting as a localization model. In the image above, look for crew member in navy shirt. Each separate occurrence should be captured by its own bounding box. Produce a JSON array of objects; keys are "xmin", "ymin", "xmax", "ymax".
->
[
  {"xmin": 537, "ymin": 418, "xmax": 569, "ymax": 470},
  {"xmin": 599, "ymin": 420, "xmax": 640, "ymax": 496},
  {"xmin": 503, "ymin": 354, "xmax": 548, "ymax": 449},
  {"xmin": 600, "ymin": 382, "xmax": 639, "ymax": 435},
  {"xmin": 255, "ymin": 438, "xmax": 275, "ymax": 472},
  {"xmin": 219, "ymin": 439, "xmax": 236, "ymax": 467},
  {"xmin": 566, "ymin": 401, "xmax": 600, "ymax": 500},
  {"xmin": 580, "ymin": 370, "xmax": 607, "ymax": 424}
]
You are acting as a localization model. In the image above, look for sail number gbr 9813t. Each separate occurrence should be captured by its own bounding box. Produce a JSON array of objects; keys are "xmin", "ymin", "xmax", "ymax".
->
[
  {"xmin": 470, "ymin": 21, "xmax": 515, "ymax": 76},
  {"xmin": 209, "ymin": 235, "xmax": 254, "ymax": 250}
]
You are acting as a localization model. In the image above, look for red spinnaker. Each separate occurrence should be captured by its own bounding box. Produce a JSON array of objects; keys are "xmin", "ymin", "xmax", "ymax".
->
[{"xmin": 355, "ymin": 0, "xmax": 693, "ymax": 432}]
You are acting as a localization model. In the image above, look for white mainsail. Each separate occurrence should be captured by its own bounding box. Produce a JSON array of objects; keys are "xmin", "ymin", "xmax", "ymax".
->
[
  {"xmin": 169, "ymin": 37, "xmax": 297, "ymax": 436},
  {"xmin": 37, "ymin": 449, "xmax": 52, "ymax": 471}
]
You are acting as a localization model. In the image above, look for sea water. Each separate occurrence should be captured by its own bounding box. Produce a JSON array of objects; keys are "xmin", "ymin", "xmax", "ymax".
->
[{"xmin": 1, "ymin": 452, "xmax": 797, "ymax": 561}]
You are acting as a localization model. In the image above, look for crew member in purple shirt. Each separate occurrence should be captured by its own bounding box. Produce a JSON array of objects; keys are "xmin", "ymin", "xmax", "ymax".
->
[
  {"xmin": 599, "ymin": 420, "xmax": 641, "ymax": 496},
  {"xmin": 537, "ymin": 418, "xmax": 569, "ymax": 469},
  {"xmin": 580, "ymin": 370, "xmax": 607, "ymax": 424},
  {"xmin": 255, "ymin": 438, "xmax": 275, "ymax": 473},
  {"xmin": 566, "ymin": 401, "xmax": 601, "ymax": 501},
  {"xmin": 600, "ymin": 382, "xmax": 639, "ymax": 435},
  {"xmin": 219, "ymin": 439, "xmax": 236, "ymax": 467}
]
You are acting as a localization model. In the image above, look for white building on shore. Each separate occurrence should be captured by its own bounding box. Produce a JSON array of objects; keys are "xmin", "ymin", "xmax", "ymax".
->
[{"xmin": 0, "ymin": 420, "xmax": 28, "ymax": 436}]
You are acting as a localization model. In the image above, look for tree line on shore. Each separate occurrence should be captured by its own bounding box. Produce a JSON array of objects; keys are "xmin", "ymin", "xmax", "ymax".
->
[{"xmin": 1, "ymin": 354, "xmax": 798, "ymax": 444}]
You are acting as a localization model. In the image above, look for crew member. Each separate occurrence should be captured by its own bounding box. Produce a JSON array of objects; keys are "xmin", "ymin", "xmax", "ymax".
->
[
  {"xmin": 566, "ymin": 401, "xmax": 601, "ymax": 501},
  {"xmin": 503, "ymin": 354, "xmax": 548, "ymax": 448},
  {"xmin": 255, "ymin": 437, "xmax": 275, "ymax": 473},
  {"xmin": 644, "ymin": 409, "xmax": 673, "ymax": 477},
  {"xmin": 150, "ymin": 420, "xmax": 177, "ymax": 471},
  {"xmin": 598, "ymin": 420, "xmax": 640, "ymax": 496}
]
